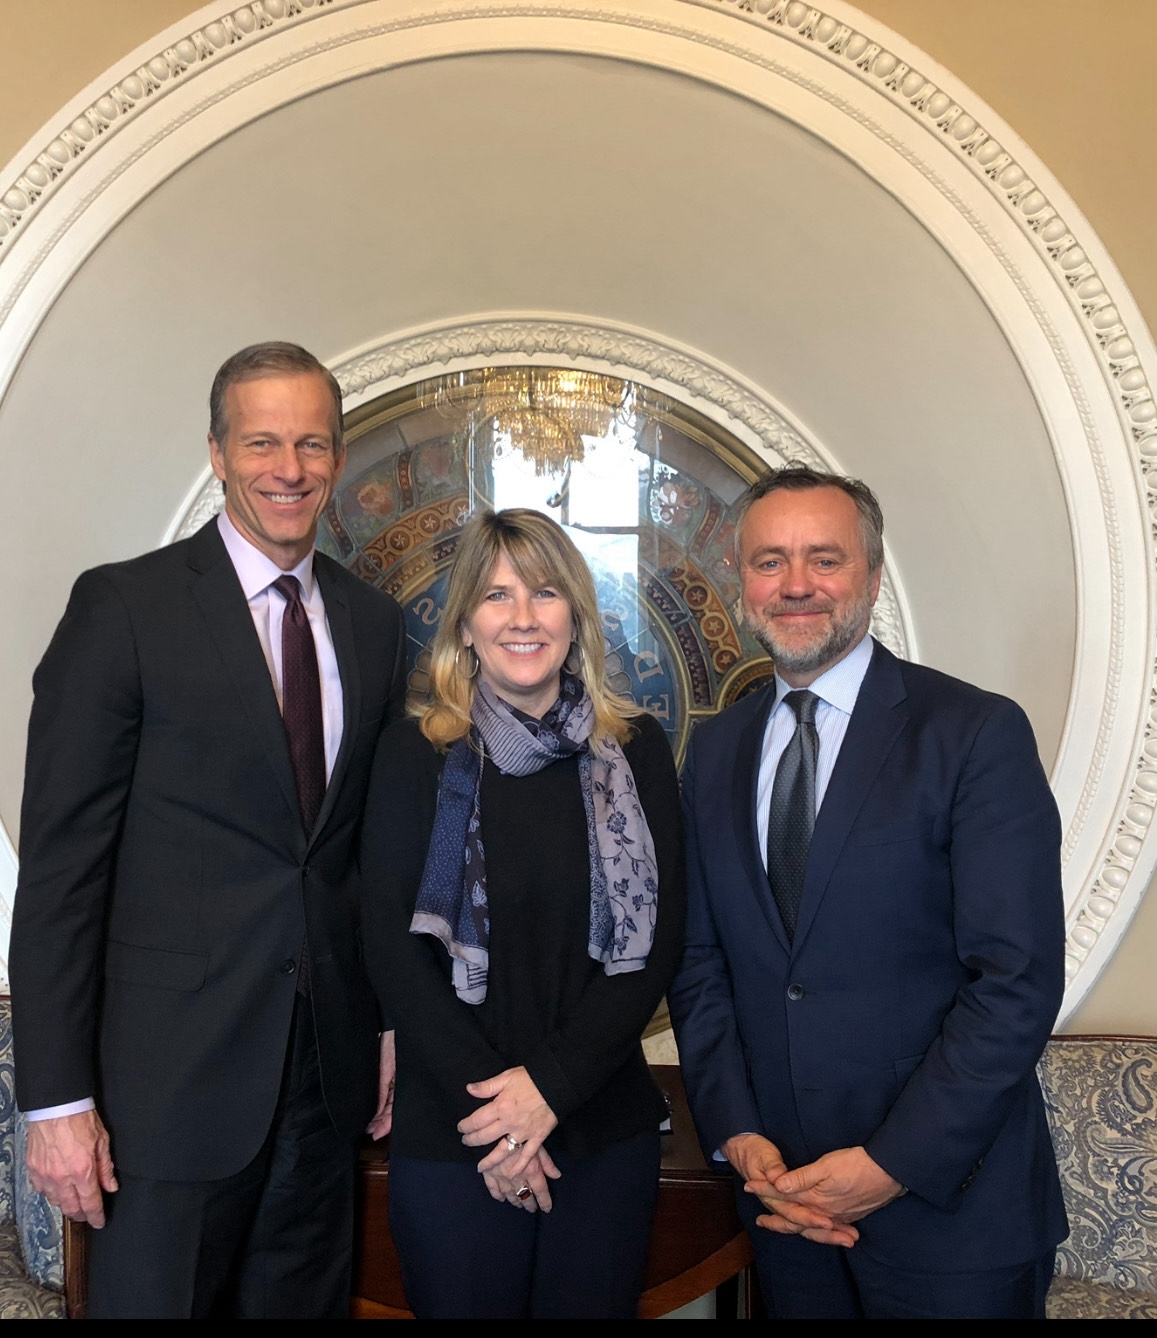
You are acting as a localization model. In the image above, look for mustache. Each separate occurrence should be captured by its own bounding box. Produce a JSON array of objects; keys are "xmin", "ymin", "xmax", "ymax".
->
[{"xmin": 760, "ymin": 599, "xmax": 836, "ymax": 617}]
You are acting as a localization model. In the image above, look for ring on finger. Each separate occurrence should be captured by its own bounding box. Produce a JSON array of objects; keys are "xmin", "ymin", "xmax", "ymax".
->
[
  {"xmin": 515, "ymin": 1184, "xmax": 532, "ymax": 1201},
  {"xmin": 505, "ymin": 1134, "xmax": 525, "ymax": 1153}
]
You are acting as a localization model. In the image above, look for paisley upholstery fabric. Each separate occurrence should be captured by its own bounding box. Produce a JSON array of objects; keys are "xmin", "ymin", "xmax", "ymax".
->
[
  {"xmin": 0, "ymin": 999, "xmax": 65, "ymax": 1317},
  {"xmin": 0, "ymin": 1002, "xmax": 15, "ymax": 1228},
  {"xmin": 1039, "ymin": 1036, "xmax": 1157, "ymax": 1320},
  {"xmin": 14, "ymin": 1116, "xmax": 64, "ymax": 1289},
  {"xmin": 0, "ymin": 1225, "xmax": 65, "ymax": 1319},
  {"xmin": 1046, "ymin": 1273, "xmax": 1157, "ymax": 1320}
]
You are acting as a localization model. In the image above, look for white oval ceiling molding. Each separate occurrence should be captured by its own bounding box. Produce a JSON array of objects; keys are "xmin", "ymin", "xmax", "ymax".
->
[{"xmin": 0, "ymin": 0, "xmax": 1153, "ymax": 1019}]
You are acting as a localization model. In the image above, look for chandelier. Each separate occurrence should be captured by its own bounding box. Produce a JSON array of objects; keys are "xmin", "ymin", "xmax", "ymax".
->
[{"xmin": 430, "ymin": 366, "xmax": 639, "ymax": 476}]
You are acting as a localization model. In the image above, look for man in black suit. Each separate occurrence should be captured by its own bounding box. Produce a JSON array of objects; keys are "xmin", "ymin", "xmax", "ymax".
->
[
  {"xmin": 668, "ymin": 465, "xmax": 1066, "ymax": 1318},
  {"xmin": 10, "ymin": 343, "xmax": 406, "ymax": 1317}
]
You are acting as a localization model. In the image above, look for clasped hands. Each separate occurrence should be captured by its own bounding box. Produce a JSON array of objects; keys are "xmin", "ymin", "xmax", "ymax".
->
[
  {"xmin": 457, "ymin": 1066, "xmax": 560, "ymax": 1214},
  {"xmin": 721, "ymin": 1133, "xmax": 903, "ymax": 1248}
]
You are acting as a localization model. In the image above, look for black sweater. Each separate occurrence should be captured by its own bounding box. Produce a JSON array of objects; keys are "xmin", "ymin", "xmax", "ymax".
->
[{"xmin": 360, "ymin": 711, "xmax": 686, "ymax": 1162}]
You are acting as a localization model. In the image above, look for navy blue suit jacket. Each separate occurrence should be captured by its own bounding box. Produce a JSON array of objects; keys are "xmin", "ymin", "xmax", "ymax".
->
[{"xmin": 667, "ymin": 641, "xmax": 1067, "ymax": 1270}]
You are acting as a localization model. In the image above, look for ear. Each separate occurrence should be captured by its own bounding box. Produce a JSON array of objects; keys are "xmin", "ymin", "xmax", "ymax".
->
[
  {"xmin": 461, "ymin": 629, "xmax": 474, "ymax": 649},
  {"xmin": 868, "ymin": 565, "xmax": 882, "ymax": 606},
  {"xmin": 209, "ymin": 433, "xmax": 227, "ymax": 482}
]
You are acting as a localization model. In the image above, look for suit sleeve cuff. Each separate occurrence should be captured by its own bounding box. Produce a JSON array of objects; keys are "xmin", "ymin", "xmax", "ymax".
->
[{"xmin": 864, "ymin": 1130, "xmax": 960, "ymax": 1212}]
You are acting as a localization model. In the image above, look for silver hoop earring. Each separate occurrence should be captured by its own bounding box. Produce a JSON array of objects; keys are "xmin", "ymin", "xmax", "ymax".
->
[{"xmin": 455, "ymin": 644, "xmax": 480, "ymax": 679}]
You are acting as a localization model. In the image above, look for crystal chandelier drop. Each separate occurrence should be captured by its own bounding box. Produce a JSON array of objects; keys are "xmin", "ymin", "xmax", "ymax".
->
[{"xmin": 431, "ymin": 367, "xmax": 638, "ymax": 475}]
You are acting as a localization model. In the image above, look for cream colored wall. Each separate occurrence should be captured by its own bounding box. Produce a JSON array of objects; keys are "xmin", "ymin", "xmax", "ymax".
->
[{"xmin": 0, "ymin": 0, "xmax": 1153, "ymax": 1033}]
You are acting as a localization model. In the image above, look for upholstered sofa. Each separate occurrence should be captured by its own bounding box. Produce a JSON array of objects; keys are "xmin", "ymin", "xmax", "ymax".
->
[
  {"xmin": 0, "ymin": 997, "xmax": 67, "ymax": 1318},
  {"xmin": 1039, "ymin": 1035, "xmax": 1157, "ymax": 1319},
  {"xmin": 1, "ymin": 1013, "xmax": 1153, "ymax": 1319}
]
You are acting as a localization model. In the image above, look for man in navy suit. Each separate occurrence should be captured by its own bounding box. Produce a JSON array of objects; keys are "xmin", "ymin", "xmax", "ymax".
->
[
  {"xmin": 668, "ymin": 464, "xmax": 1066, "ymax": 1318},
  {"xmin": 11, "ymin": 343, "xmax": 406, "ymax": 1316}
]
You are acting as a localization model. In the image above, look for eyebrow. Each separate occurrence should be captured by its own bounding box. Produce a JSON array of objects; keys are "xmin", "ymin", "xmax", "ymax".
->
[
  {"xmin": 745, "ymin": 542, "xmax": 850, "ymax": 560},
  {"xmin": 237, "ymin": 429, "xmax": 332, "ymax": 442}
]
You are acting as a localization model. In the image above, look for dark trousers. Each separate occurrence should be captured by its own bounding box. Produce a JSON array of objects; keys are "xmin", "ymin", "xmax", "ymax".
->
[
  {"xmin": 88, "ymin": 996, "xmax": 356, "ymax": 1319},
  {"xmin": 736, "ymin": 1184, "xmax": 1055, "ymax": 1319},
  {"xmin": 388, "ymin": 1129, "xmax": 661, "ymax": 1318}
]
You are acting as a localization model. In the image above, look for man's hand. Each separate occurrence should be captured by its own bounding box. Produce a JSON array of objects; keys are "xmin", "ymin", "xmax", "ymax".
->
[
  {"xmin": 723, "ymin": 1133, "xmax": 859, "ymax": 1247},
  {"xmin": 366, "ymin": 1030, "xmax": 396, "ymax": 1140},
  {"xmin": 25, "ymin": 1109, "xmax": 118, "ymax": 1228},
  {"xmin": 458, "ymin": 1066, "xmax": 558, "ymax": 1180},
  {"xmin": 768, "ymin": 1145, "xmax": 903, "ymax": 1228}
]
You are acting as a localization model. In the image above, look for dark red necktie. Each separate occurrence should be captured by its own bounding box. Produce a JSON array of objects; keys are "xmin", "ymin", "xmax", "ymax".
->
[
  {"xmin": 274, "ymin": 574, "xmax": 326, "ymax": 834},
  {"xmin": 275, "ymin": 574, "xmax": 324, "ymax": 998}
]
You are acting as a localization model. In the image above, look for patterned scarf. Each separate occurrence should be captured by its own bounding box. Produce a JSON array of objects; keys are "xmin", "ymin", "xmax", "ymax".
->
[{"xmin": 410, "ymin": 674, "xmax": 659, "ymax": 1004}]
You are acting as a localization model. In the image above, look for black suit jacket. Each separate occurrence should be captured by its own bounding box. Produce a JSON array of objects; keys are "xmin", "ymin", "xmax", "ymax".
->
[
  {"xmin": 668, "ymin": 641, "xmax": 1067, "ymax": 1271},
  {"xmin": 10, "ymin": 519, "xmax": 406, "ymax": 1180}
]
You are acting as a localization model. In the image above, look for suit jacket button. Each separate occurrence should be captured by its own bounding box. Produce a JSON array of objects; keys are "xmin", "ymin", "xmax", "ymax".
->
[
  {"xmin": 302, "ymin": 864, "xmax": 311, "ymax": 877},
  {"xmin": 279, "ymin": 958, "xmax": 297, "ymax": 975},
  {"xmin": 787, "ymin": 983, "xmax": 805, "ymax": 1001}
]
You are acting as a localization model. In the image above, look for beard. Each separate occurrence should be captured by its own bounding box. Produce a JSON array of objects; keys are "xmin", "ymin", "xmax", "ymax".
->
[{"xmin": 744, "ymin": 586, "xmax": 874, "ymax": 678}]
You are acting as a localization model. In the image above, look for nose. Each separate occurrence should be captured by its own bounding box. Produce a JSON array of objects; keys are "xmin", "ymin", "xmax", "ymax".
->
[
  {"xmin": 270, "ymin": 443, "xmax": 306, "ymax": 482},
  {"xmin": 779, "ymin": 558, "xmax": 816, "ymax": 599},
  {"xmin": 509, "ymin": 591, "xmax": 537, "ymax": 627}
]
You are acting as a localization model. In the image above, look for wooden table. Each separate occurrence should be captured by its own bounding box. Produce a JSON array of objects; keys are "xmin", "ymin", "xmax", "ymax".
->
[{"xmin": 351, "ymin": 1065, "xmax": 754, "ymax": 1319}]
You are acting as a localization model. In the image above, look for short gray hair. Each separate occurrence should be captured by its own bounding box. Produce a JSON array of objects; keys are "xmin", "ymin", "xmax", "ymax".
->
[
  {"xmin": 734, "ymin": 463, "xmax": 884, "ymax": 572},
  {"xmin": 209, "ymin": 342, "xmax": 344, "ymax": 452}
]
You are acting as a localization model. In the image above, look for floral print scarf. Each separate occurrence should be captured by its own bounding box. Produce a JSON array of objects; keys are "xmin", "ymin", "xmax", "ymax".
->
[{"xmin": 409, "ymin": 674, "xmax": 659, "ymax": 1004}]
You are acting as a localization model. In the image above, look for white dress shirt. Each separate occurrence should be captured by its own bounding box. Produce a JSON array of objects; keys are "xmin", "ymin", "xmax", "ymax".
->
[
  {"xmin": 216, "ymin": 510, "xmax": 344, "ymax": 781},
  {"xmin": 26, "ymin": 512, "xmax": 344, "ymax": 1121},
  {"xmin": 755, "ymin": 633, "xmax": 874, "ymax": 871}
]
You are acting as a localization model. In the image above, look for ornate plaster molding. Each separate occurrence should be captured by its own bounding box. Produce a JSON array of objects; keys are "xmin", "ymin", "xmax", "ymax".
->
[
  {"xmin": 0, "ymin": 0, "xmax": 1151, "ymax": 459},
  {"xmin": 691, "ymin": 0, "xmax": 1155, "ymax": 468},
  {"xmin": 338, "ymin": 316, "xmax": 833, "ymax": 468},
  {"xmin": 683, "ymin": 0, "xmax": 1146, "ymax": 917},
  {"xmin": 0, "ymin": 0, "xmax": 349, "ymax": 258},
  {"xmin": 172, "ymin": 314, "xmax": 915, "ymax": 660},
  {"xmin": 1, "ymin": 0, "xmax": 1154, "ymax": 1013}
]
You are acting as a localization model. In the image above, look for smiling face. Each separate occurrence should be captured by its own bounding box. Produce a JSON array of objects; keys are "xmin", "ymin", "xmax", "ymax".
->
[
  {"xmin": 739, "ymin": 485, "xmax": 881, "ymax": 687},
  {"xmin": 462, "ymin": 551, "xmax": 574, "ymax": 718},
  {"xmin": 209, "ymin": 372, "xmax": 344, "ymax": 570}
]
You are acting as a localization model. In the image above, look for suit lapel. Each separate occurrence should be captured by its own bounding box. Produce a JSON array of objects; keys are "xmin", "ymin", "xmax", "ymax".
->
[
  {"xmin": 731, "ymin": 685, "xmax": 792, "ymax": 950},
  {"xmin": 792, "ymin": 642, "xmax": 909, "ymax": 950},
  {"xmin": 185, "ymin": 522, "xmax": 301, "ymax": 831},
  {"xmin": 312, "ymin": 556, "xmax": 360, "ymax": 843}
]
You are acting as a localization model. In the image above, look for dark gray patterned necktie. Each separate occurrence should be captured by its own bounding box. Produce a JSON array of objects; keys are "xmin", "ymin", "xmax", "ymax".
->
[{"xmin": 767, "ymin": 690, "xmax": 819, "ymax": 942}]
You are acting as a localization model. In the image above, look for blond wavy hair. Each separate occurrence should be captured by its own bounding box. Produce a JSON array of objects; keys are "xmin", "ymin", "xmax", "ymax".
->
[{"xmin": 418, "ymin": 508, "xmax": 639, "ymax": 751}]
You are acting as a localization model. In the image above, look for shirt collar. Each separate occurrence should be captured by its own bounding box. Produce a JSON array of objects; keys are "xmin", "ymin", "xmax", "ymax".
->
[
  {"xmin": 773, "ymin": 632, "xmax": 874, "ymax": 717},
  {"xmin": 217, "ymin": 509, "xmax": 316, "ymax": 602}
]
